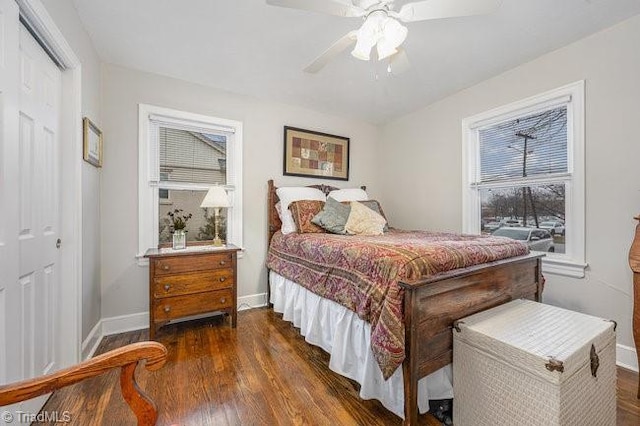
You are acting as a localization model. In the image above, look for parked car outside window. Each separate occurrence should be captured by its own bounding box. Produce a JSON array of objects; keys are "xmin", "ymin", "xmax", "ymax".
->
[
  {"xmin": 492, "ymin": 227, "xmax": 555, "ymax": 252},
  {"xmin": 539, "ymin": 221, "xmax": 565, "ymax": 236},
  {"xmin": 500, "ymin": 218, "xmax": 522, "ymax": 227},
  {"xmin": 484, "ymin": 221, "xmax": 502, "ymax": 233}
]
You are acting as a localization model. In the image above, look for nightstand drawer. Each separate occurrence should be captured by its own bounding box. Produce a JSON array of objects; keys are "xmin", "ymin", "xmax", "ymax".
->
[
  {"xmin": 154, "ymin": 289, "xmax": 233, "ymax": 321},
  {"xmin": 153, "ymin": 252, "xmax": 233, "ymax": 276},
  {"xmin": 153, "ymin": 269, "xmax": 233, "ymax": 298}
]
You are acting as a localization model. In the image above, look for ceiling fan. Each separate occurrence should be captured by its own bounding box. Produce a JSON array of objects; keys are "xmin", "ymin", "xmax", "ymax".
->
[{"xmin": 266, "ymin": 0, "xmax": 501, "ymax": 74}]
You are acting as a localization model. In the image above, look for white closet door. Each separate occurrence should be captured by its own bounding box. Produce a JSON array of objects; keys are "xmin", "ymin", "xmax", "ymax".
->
[
  {"xmin": 0, "ymin": 5, "xmax": 63, "ymax": 422},
  {"xmin": 18, "ymin": 20, "xmax": 62, "ymax": 379}
]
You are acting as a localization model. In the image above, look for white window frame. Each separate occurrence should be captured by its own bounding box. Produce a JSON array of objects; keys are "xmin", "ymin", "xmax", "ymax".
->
[
  {"xmin": 462, "ymin": 81, "xmax": 586, "ymax": 278},
  {"xmin": 137, "ymin": 104, "xmax": 243, "ymax": 264}
]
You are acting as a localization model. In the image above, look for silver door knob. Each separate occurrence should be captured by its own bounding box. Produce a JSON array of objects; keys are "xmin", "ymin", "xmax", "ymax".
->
[
  {"xmin": 219, "ymin": 260, "xmax": 226, "ymax": 266},
  {"xmin": 219, "ymin": 277, "xmax": 226, "ymax": 282},
  {"xmin": 164, "ymin": 306, "xmax": 171, "ymax": 313},
  {"xmin": 220, "ymin": 298, "xmax": 226, "ymax": 304},
  {"xmin": 164, "ymin": 284, "xmax": 171, "ymax": 291}
]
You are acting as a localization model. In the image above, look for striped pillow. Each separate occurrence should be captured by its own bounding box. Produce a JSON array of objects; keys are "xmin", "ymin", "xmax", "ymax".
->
[{"xmin": 289, "ymin": 200, "xmax": 326, "ymax": 233}]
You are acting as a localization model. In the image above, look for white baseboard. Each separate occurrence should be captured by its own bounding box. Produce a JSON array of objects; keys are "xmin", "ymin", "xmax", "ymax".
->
[
  {"xmin": 616, "ymin": 343, "xmax": 638, "ymax": 372},
  {"xmin": 81, "ymin": 320, "xmax": 103, "ymax": 360},
  {"xmin": 102, "ymin": 311, "xmax": 149, "ymax": 336},
  {"xmin": 237, "ymin": 292, "xmax": 268, "ymax": 311},
  {"xmin": 97, "ymin": 293, "xmax": 267, "ymax": 338}
]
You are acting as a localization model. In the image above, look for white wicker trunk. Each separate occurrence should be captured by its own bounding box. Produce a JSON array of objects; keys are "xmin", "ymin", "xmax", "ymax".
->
[{"xmin": 453, "ymin": 299, "xmax": 616, "ymax": 426}]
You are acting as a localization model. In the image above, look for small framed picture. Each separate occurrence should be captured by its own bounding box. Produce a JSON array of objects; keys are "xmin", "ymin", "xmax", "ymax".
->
[
  {"xmin": 83, "ymin": 117, "xmax": 103, "ymax": 167},
  {"xmin": 283, "ymin": 126, "xmax": 349, "ymax": 181}
]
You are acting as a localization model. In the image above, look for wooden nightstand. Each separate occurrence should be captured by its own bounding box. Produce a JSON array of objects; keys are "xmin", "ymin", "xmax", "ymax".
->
[{"xmin": 144, "ymin": 244, "xmax": 240, "ymax": 339}]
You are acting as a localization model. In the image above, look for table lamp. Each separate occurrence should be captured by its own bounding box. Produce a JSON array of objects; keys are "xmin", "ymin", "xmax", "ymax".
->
[{"xmin": 200, "ymin": 185, "xmax": 230, "ymax": 246}]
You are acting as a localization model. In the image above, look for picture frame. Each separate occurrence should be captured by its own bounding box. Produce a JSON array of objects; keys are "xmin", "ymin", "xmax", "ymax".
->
[
  {"xmin": 83, "ymin": 117, "xmax": 103, "ymax": 167},
  {"xmin": 283, "ymin": 126, "xmax": 349, "ymax": 181}
]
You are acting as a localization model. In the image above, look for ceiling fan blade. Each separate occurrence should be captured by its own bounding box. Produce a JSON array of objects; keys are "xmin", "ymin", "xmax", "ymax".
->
[
  {"xmin": 387, "ymin": 48, "xmax": 410, "ymax": 75},
  {"xmin": 266, "ymin": 0, "xmax": 365, "ymax": 18},
  {"xmin": 304, "ymin": 31, "xmax": 358, "ymax": 73},
  {"xmin": 395, "ymin": 0, "xmax": 501, "ymax": 22}
]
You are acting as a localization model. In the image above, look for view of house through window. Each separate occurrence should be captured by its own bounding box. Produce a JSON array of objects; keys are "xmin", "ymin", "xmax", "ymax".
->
[
  {"xmin": 158, "ymin": 128, "xmax": 229, "ymax": 244},
  {"xmin": 477, "ymin": 106, "xmax": 568, "ymax": 253}
]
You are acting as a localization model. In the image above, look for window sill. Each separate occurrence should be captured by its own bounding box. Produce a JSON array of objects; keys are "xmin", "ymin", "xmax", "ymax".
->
[{"xmin": 540, "ymin": 255, "xmax": 588, "ymax": 278}]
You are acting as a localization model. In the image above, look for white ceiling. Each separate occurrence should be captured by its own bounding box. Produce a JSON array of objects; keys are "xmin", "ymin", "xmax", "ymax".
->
[{"xmin": 72, "ymin": 0, "xmax": 640, "ymax": 124}]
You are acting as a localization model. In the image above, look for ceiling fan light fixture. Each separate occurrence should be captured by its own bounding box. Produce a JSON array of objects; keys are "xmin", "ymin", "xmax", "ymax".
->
[
  {"xmin": 351, "ymin": 14, "xmax": 381, "ymax": 60},
  {"xmin": 352, "ymin": 11, "xmax": 407, "ymax": 62},
  {"xmin": 376, "ymin": 41, "xmax": 397, "ymax": 61},
  {"xmin": 383, "ymin": 18, "xmax": 407, "ymax": 45},
  {"xmin": 377, "ymin": 18, "xmax": 407, "ymax": 60},
  {"xmin": 269, "ymin": 0, "xmax": 503, "ymax": 74},
  {"xmin": 351, "ymin": 35, "xmax": 374, "ymax": 60}
]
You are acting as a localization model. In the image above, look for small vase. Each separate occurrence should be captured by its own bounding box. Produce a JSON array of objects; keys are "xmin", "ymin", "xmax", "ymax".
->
[{"xmin": 172, "ymin": 230, "xmax": 186, "ymax": 250}]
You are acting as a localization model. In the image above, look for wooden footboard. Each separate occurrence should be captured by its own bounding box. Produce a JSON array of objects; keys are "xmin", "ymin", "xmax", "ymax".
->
[{"xmin": 400, "ymin": 253, "xmax": 544, "ymax": 425}]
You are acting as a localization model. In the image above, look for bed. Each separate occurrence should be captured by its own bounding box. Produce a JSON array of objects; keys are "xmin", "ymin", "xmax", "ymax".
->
[{"xmin": 265, "ymin": 179, "xmax": 544, "ymax": 425}]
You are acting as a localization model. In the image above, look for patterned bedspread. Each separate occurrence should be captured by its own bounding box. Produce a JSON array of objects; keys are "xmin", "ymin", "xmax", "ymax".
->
[{"xmin": 266, "ymin": 229, "xmax": 529, "ymax": 379}]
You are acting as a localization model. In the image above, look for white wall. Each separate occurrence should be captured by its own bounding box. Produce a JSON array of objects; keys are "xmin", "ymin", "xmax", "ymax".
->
[
  {"xmin": 100, "ymin": 63, "xmax": 380, "ymax": 319},
  {"xmin": 380, "ymin": 15, "xmax": 640, "ymax": 365},
  {"xmin": 41, "ymin": 0, "xmax": 102, "ymax": 342}
]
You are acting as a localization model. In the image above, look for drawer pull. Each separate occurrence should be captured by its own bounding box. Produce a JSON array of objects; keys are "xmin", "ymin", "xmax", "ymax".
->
[
  {"xmin": 162, "ymin": 265, "xmax": 170, "ymax": 271},
  {"xmin": 164, "ymin": 306, "xmax": 171, "ymax": 313},
  {"xmin": 164, "ymin": 284, "xmax": 171, "ymax": 291},
  {"xmin": 220, "ymin": 298, "xmax": 226, "ymax": 304},
  {"xmin": 219, "ymin": 260, "xmax": 226, "ymax": 266},
  {"xmin": 219, "ymin": 277, "xmax": 226, "ymax": 282}
]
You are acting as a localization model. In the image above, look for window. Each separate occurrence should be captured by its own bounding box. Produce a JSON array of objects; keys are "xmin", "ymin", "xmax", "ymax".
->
[
  {"xmin": 462, "ymin": 81, "xmax": 585, "ymax": 277},
  {"xmin": 159, "ymin": 172, "xmax": 169, "ymax": 201},
  {"xmin": 138, "ymin": 104, "xmax": 243, "ymax": 261}
]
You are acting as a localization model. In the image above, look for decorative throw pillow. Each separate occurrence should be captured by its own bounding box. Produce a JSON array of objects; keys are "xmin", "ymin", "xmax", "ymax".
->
[
  {"xmin": 276, "ymin": 187, "xmax": 326, "ymax": 234},
  {"xmin": 357, "ymin": 200, "xmax": 389, "ymax": 231},
  {"xmin": 344, "ymin": 201, "xmax": 387, "ymax": 236},
  {"xmin": 311, "ymin": 196, "xmax": 351, "ymax": 234},
  {"xmin": 289, "ymin": 200, "xmax": 326, "ymax": 233},
  {"xmin": 327, "ymin": 188, "xmax": 368, "ymax": 202}
]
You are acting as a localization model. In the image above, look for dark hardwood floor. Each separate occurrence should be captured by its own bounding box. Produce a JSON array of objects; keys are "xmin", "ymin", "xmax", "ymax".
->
[{"xmin": 37, "ymin": 308, "xmax": 640, "ymax": 425}]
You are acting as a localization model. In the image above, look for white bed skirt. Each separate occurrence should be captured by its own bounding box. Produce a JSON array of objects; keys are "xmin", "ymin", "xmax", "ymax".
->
[{"xmin": 269, "ymin": 271, "xmax": 453, "ymax": 419}]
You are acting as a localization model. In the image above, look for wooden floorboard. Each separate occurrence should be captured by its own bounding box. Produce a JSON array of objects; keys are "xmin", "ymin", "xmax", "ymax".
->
[{"xmin": 37, "ymin": 308, "xmax": 640, "ymax": 425}]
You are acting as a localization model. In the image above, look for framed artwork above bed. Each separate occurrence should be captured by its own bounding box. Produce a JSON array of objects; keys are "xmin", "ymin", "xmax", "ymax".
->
[{"xmin": 283, "ymin": 126, "xmax": 349, "ymax": 181}]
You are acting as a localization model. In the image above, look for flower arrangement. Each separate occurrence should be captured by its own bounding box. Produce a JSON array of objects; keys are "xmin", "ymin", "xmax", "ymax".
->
[{"xmin": 167, "ymin": 209, "xmax": 192, "ymax": 232}]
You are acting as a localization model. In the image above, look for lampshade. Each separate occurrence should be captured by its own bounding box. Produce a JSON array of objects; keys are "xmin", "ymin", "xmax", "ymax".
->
[{"xmin": 200, "ymin": 186, "xmax": 230, "ymax": 208}]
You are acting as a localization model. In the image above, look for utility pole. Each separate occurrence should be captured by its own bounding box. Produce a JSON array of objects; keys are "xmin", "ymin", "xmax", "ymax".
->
[{"xmin": 515, "ymin": 131, "xmax": 539, "ymax": 227}]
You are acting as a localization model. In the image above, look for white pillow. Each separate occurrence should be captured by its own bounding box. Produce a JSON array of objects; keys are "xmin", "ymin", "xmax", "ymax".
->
[
  {"xmin": 327, "ymin": 188, "xmax": 369, "ymax": 202},
  {"xmin": 344, "ymin": 201, "xmax": 386, "ymax": 236},
  {"xmin": 276, "ymin": 187, "xmax": 326, "ymax": 234}
]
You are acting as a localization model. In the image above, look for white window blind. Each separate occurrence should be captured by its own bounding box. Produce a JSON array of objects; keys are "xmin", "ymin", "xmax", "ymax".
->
[{"xmin": 477, "ymin": 106, "xmax": 568, "ymax": 184}]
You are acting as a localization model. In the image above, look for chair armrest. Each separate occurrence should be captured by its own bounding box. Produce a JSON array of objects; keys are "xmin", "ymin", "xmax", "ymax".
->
[{"xmin": 0, "ymin": 341, "xmax": 167, "ymax": 425}]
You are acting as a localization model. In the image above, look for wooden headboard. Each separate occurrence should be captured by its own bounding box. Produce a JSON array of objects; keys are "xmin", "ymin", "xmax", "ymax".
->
[{"xmin": 267, "ymin": 179, "xmax": 366, "ymax": 245}]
